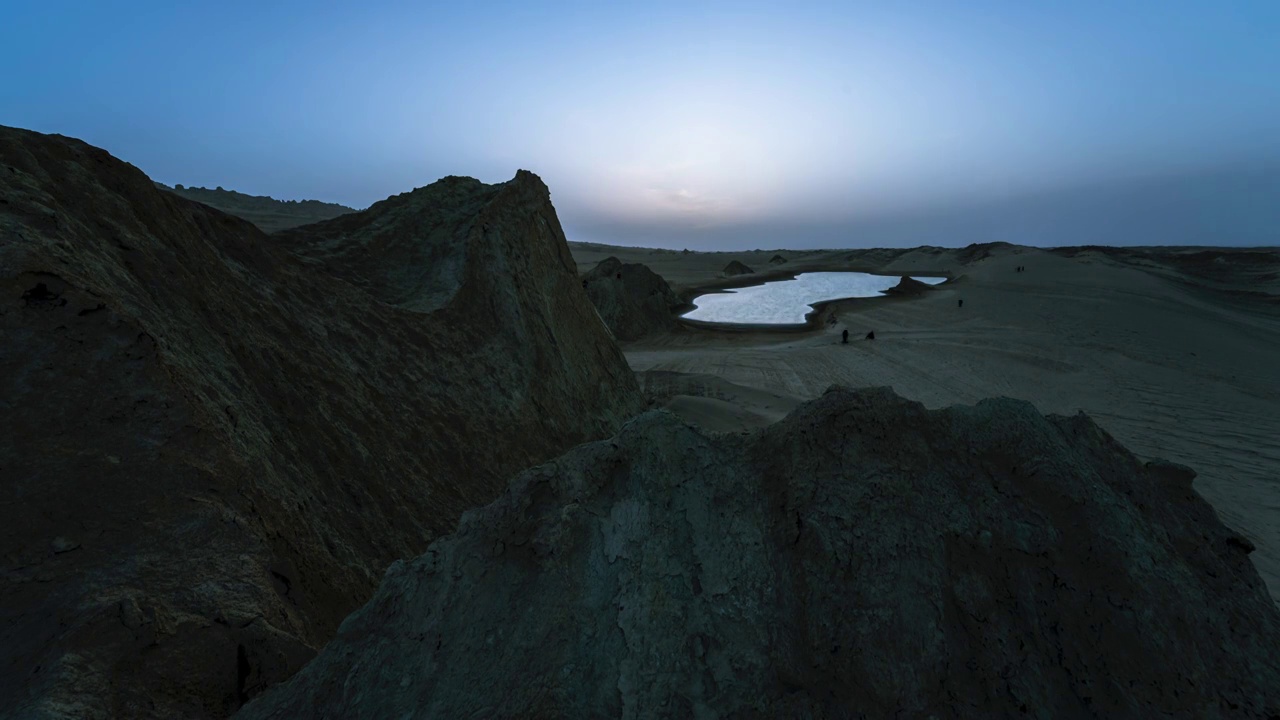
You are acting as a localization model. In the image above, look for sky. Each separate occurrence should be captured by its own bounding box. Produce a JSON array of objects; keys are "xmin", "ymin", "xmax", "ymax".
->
[{"xmin": 3, "ymin": 1, "xmax": 1279, "ymax": 248}]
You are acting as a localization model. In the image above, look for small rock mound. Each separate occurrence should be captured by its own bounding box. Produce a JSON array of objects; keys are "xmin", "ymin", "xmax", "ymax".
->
[
  {"xmin": 581, "ymin": 257, "xmax": 683, "ymax": 341},
  {"xmin": 882, "ymin": 275, "xmax": 935, "ymax": 296},
  {"xmin": 723, "ymin": 260, "xmax": 755, "ymax": 276},
  {"xmin": 239, "ymin": 387, "xmax": 1280, "ymax": 719},
  {"xmin": 769, "ymin": 254, "xmax": 788, "ymax": 265}
]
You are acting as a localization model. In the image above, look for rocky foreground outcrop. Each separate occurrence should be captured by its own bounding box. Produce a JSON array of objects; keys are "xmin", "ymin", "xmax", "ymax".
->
[
  {"xmin": 581, "ymin": 256, "xmax": 683, "ymax": 341},
  {"xmin": 154, "ymin": 183, "xmax": 355, "ymax": 233},
  {"xmin": 0, "ymin": 127, "xmax": 642, "ymax": 718},
  {"xmin": 239, "ymin": 387, "xmax": 1280, "ymax": 719}
]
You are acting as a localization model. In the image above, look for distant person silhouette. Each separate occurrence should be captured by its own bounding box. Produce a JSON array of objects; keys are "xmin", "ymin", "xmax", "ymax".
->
[
  {"xmin": 842, "ymin": 329, "xmax": 849, "ymax": 344},
  {"xmin": 958, "ymin": 298, "xmax": 964, "ymax": 308}
]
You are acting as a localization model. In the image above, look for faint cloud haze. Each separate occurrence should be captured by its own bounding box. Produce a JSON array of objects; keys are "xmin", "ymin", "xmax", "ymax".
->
[
  {"xmin": 3, "ymin": 1, "xmax": 1278, "ymax": 248},
  {"xmin": 649, "ymin": 187, "xmax": 729, "ymax": 220},
  {"xmin": 567, "ymin": 163, "xmax": 1280, "ymax": 249}
]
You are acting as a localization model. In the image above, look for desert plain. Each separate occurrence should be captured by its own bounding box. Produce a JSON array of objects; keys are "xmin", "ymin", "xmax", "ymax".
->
[{"xmin": 572, "ymin": 242, "xmax": 1280, "ymax": 603}]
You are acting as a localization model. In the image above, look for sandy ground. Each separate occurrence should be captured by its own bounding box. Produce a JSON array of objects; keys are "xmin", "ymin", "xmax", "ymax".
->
[{"xmin": 571, "ymin": 242, "xmax": 1280, "ymax": 603}]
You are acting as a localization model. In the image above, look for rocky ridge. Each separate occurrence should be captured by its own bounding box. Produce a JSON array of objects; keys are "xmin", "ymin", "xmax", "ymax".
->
[
  {"xmin": 238, "ymin": 387, "xmax": 1280, "ymax": 719},
  {"xmin": 0, "ymin": 126, "xmax": 642, "ymax": 718}
]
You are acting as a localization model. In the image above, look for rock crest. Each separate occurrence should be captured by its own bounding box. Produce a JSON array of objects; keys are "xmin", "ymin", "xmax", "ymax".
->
[
  {"xmin": 239, "ymin": 387, "xmax": 1280, "ymax": 719},
  {"xmin": 0, "ymin": 127, "xmax": 642, "ymax": 718},
  {"xmin": 883, "ymin": 275, "xmax": 936, "ymax": 296}
]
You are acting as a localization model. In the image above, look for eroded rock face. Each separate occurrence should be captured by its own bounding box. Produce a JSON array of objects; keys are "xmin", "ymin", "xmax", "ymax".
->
[
  {"xmin": 0, "ymin": 126, "xmax": 643, "ymax": 718},
  {"xmin": 239, "ymin": 387, "xmax": 1280, "ymax": 720},
  {"xmin": 581, "ymin": 256, "xmax": 683, "ymax": 341},
  {"xmin": 723, "ymin": 260, "xmax": 754, "ymax": 276},
  {"xmin": 275, "ymin": 175, "xmax": 490, "ymax": 312}
]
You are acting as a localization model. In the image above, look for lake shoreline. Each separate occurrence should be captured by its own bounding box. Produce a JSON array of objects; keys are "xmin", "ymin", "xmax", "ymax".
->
[{"xmin": 678, "ymin": 270, "xmax": 951, "ymax": 329}]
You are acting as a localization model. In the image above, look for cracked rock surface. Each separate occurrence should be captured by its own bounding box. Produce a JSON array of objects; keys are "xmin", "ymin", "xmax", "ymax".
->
[
  {"xmin": 240, "ymin": 387, "xmax": 1280, "ymax": 719},
  {"xmin": 0, "ymin": 126, "xmax": 642, "ymax": 718}
]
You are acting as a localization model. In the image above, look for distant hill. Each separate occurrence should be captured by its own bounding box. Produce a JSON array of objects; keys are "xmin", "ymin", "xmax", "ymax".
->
[{"xmin": 154, "ymin": 182, "xmax": 356, "ymax": 233}]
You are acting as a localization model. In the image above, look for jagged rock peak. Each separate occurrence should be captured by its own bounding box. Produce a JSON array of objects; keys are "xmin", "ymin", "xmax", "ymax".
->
[
  {"xmin": 883, "ymin": 275, "xmax": 935, "ymax": 296},
  {"xmin": 0, "ymin": 126, "xmax": 642, "ymax": 718},
  {"xmin": 276, "ymin": 169, "xmax": 566, "ymax": 313}
]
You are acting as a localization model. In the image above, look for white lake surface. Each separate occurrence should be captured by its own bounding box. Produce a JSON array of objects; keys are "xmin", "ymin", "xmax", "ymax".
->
[{"xmin": 682, "ymin": 272, "xmax": 947, "ymax": 325}]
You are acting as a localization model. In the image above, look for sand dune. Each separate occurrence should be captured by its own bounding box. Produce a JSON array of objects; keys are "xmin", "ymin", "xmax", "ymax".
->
[{"xmin": 574, "ymin": 242, "xmax": 1280, "ymax": 603}]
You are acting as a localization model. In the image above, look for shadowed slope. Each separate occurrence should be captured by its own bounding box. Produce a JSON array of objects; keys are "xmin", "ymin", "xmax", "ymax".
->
[
  {"xmin": 0, "ymin": 126, "xmax": 642, "ymax": 718},
  {"xmin": 240, "ymin": 387, "xmax": 1280, "ymax": 719}
]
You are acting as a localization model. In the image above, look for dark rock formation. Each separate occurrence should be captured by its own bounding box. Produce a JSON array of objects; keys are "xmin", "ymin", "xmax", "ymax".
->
[
  {"xmin": 769, "ymin": 253, "xmax": 787, "ymax": 265},
  {"xmin": 238, "ymin": 387, "xmax": 1280, "ymax": 719},
  {"xmin": 580, "ymin": 257, "xmax": 683, "ymax": 341},
  {"xmin": 883, "ymin": 275, "xmax": 935, "ymax": 297},
  {"xmin": 0, "ymin": 126, "xmax": 643, "ymax": 718},
  {"xmin": 723, "ymin": 260, "xmax": 754, "ymax": 276},
  {"xmin": 276, "ymin": 175, "xmax": 494, "ymax": 312}
]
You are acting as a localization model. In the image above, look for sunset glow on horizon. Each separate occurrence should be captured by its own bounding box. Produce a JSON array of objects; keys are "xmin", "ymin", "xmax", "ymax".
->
[{"xmin": 5, "ymin": 1, "xmax": 1278, "ymax": 248}]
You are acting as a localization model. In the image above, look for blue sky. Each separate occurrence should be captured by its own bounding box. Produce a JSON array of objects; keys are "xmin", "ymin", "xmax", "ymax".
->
[{"xmin": 3, "ymin": 1, "xmax": 1279, "ymax": 247}]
